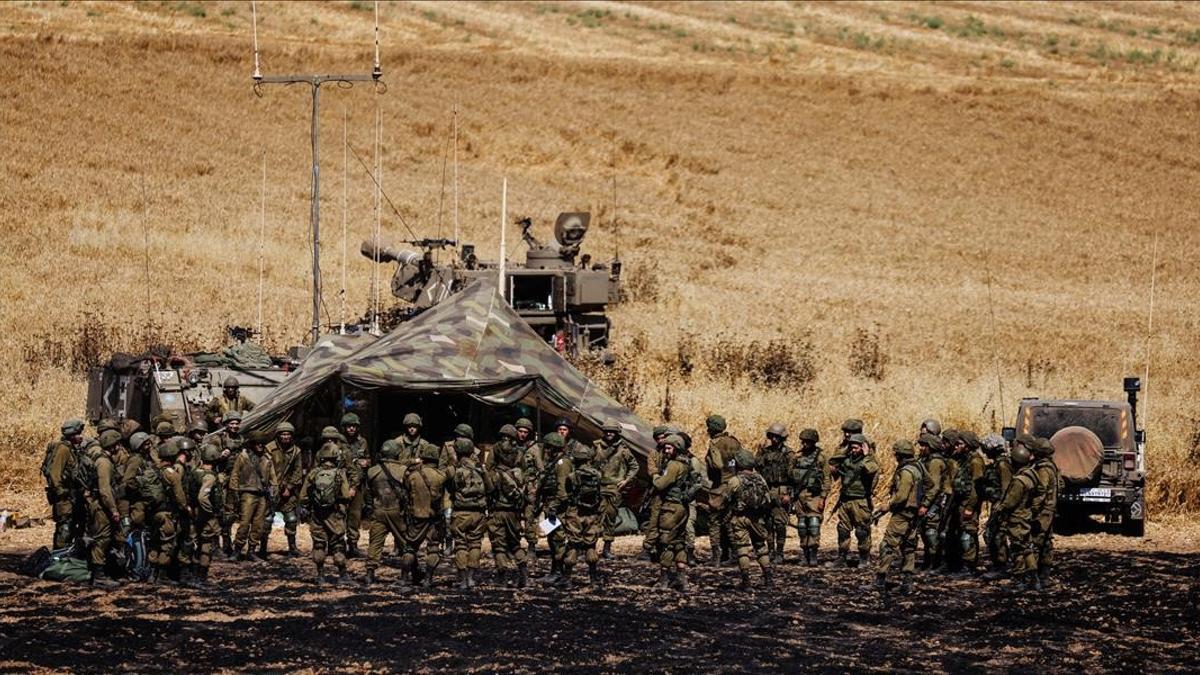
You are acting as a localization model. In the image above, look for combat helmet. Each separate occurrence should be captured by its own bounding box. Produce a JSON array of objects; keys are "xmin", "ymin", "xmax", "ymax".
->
[
  {"xmin": 981, "ymin": 433, "xmax": 1006, "ymax": 455},
  {"xmin": 571, "ymin": 444, "xmax": 595, "ymax": 463},
  {"xmin": 454, "ymin": 437, "xmax": 476, "ymax": 457},
  {"xmin": 201, "ymin": 444, "xmax": 223, "ymax": 464},
  {"xmin": 601, "ymin": 421, "xmax": 622, "ymax": 435},
  {"xmin": 403, "ymin": 413, "xmax": 423, "ymax": 428},
  {"xmin": 705, "ymin": 414, "xmax": 727, "ymax": 434},
  {"xmin": 734, "ymin": 449, "xmax": 757, "ymax": 470},
  {"xmin": 498, "ymin": 424, "xmax": 518, "ymax": 439},
  {"xmin": 222, "ymin": 376, "xmax": 239, "ymax": 388},
  {"xmin": 766, "ymin": 422, "xmax": 788, "ymax": 439},
  {"xmin": 98, "ymin": 430, "xmax": 123, "ymax": 450},
  {"xmin": 652, "ymin": 425, "xmax": 670, "ymax": 440},
  {"xmin": 798, "ymin": 428, "xmax": 819, "ymax": 444},
  {"xmin": 320, "ymin": 426, "xmax": 342, "ymax": 442},
  {"xmin": 379, "ymin": 439, "xmax": 401, "ymax": 460},
  {"xmin": 275, "ymin": 421, "xmax": 295, "ymax": 436},
  {"xmin": 176, "ymin": 438, "xmax": 197, "ymax": 457},
  {"xmin": 892, "ymin": 439, "xmax": 916, "ymax": 458},
  {"xmin": 841, "ymin": 418, "xmax": 864, "ymax": 434},
  {"xmin": 1010, "ymin": 444, "xmax": 1032, "ymax": 467},
  {"xmin": 660, "ymin": 434, "xmax": 685, "ymax": 452},
  {"xmin": 543, "ymin": 432, "xmax": 566, "ymax": 449},
  {"xmin": 453, "ymin": 423, "xmax": 474, "ymax": 440},
  {"xmin": 61, "ymin": 418, "xmax": 85, "ymax": 437},
  {"xmin": 340, "ymin": 413, "xmax": 360, "ymax": 427},
  {"xmin": 920, "ymin": 418, "xmax": 942, "ymax": 437},
  {"xmin": 418, "ymin": 442, "xmax": 440, "ymax": 462},
  {"xmin": 1033, "ymin": 437, "xmax": 1055, "ymax": 458},
  {"xmin": 188, "ymin": 420, "xmax": 209, "ymax": 436},
  {"xmin": 317, "ymin": 444, "xmax": 340, "ymax": 463},
  {"xmin": 917, "ymin": 433, "xmax": 942, "ymax": 452},
  {"xmin": 155, "ymin": 421, "xmax": 175, "ymax": 437},
  {"xmin": 224, "ymin": 410, "xmax": 244, "ymax": 423},
  {"xmin": 130, "ymin": 431, "xmax": 152, "ymax": 452},
  {"xmin": 97, "ymin": 418, "xmax": 120, "ymax": 435},
  {"xmin": 960, "ymin": 430, "xmax": 981, "ymax": 450},
  {"xmin": 514, "ymin": 417, "xmax": 534, "ymax": 432},
  {"xmin": 158, "ymin": 443, "xmax": 181, "ymax": 460}
]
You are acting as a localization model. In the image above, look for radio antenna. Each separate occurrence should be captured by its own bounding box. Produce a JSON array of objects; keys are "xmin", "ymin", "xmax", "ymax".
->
[
  {"xmin": 1142, "ymin": 231, "xmax": 1160, "ymax": 431},
  {"xmin": 340, "ymin": 106, "xmax": 349, "ymax": 334},
  {"xmin": 256, "ymin": 149, "xmax": 267, "ymax": 336},
  {"xmin": 611, "ymin": 174, "xmax": 619, "ymax": 261},
  {"xmin": 452, "ymin": 102, "xmax": 459, "ymax": 251},
  {"xmin": 139, "ymin": 177, "xmax": 151, "ymax": 335},
  {"xmin": 371, "ymin": 103, "xmax": 383, "ymax": 336},
  {"xmin": 250, "ymin": 0, "xmax": 384, "ymax": 344},
  {"xmin": 985, "ymin": 262, "xmax": 1006, "ymax": 425}
]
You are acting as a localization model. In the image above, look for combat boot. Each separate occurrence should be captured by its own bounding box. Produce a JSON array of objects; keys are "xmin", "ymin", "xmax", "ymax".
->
[
  {"xmin": 709, "ymin": 545, "xmax": 722, "ymax": 568},
  {"xmin": 653, "ymin": 569, "xmax": 671, "ymax": 590},
  {"xmin": 687, "ymin": 547, "xmax": 698, "ymax": 566},
  {"xmin": 589, "ymin": 564, "xmax": 603, "ymax": 589},
  {"xmin": 846, "ymin": 555, "xmax": 860, "ymax": 569},
  {"xmin": 467, "ymin": 568, "xmax": 478, "ymax": 590},
  {"xmin": 364, "ymin": 568, "xmax": 376, "ymax": 586},
  {"xmin": 457, "ymin": 568, "xmax": 469, "ymax": 590},
  {"xmin": 824, "ymin": 552, "xmax": 848, "ymax": 568},
  {"xmin": 495, "ymin": 568, "xmax": 508, "ymax": 588},
  {"xmin": 675, "ymin": 568, "xmax": 690, "ymax": 593},
  {"xmin": 335, "ymin": 566, "xmax": 356, "ymax": 587},
  {"xmin": 221, "ymin": 534, "xmax": 233, "ymax": 560},
  {"xmin": 192, "ymin": 566, "xmax": 213, "ymax": 591},
  {"xmin": 762, "ymin": 568, "xmax": 774, "ymax": 588},
  {"xmin": 91, "ymin": 568, "xmax": 119, "ymax": 589},
  {"xmin": 899, "ymin": 574, "xmax": 914, "ymax": 595},
  {"xmin": 527, "ymin": 541, "xmax": 538, "ymax": 559},
  {"xmin": 286, "ymin": 534, "xmax": 300, "ymax": 558},
  {"xmin": 538, "ymin": 559, "xmax": 561, "ymax": 584},
  {"xmin": 809, "ymin": 547, "xmax": 821, "ymax": 567},
  {"xmin": 738, "ymin": 570, "xmax": 753, "ymax": 590},
  {"xmin": 516, "ymin": 563, "xmax": 529, "ymax": 589},
  {"xmin": 601, "ymin": 541, "xmax": 613, "ymax": 560},
  {"xmin": 1037, "ymin": 569, "xmax": 1056, "ymax": 589},
  {"xmin": 315, "ymin": 563, "xmax": 326, "ymax": 587},
  {"xmin": 980, "ymin": 569, "xmax": 1008, "ymax": 582},
  {"xmin": 874, "ymin": 573, "xmax": 887, "ymax": 591},
  {"xmin": 802, "ymin": 547, "xmax": 813, "ymax": 566},
  {"xmin": 258, "ymin": 539, "xmax": 269, "ymax": 560}
]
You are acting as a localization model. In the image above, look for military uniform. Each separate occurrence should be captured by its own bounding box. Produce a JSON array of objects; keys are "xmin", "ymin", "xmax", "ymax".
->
[
  {"xmin": 1029, "ymin": 446, "xmax": 1061, "ymax": 586},
  {"xmin": 918, "ymin": 438, "xmax": 952, "ymax": 570},
  {"xmin": 205, "ymin": 389, "xmax": 254, "ymax": 427},
  {"xmin": 364, "ymin": 445, "xmax": 410, "ymax": 585},
  {"xmin": 755, "ymin": 432, "xmax": 794, "ymax": 564},
  {"xmin": 726, "ymin": 452, "xmax": 774, "ymax": 588},
  {"xmin": 42, "ymin": 421, "xmax": 82, "ymax": 550},
  {"xmin": 188, "ymin": 446, "xmax": 223, "ymax": 587},
  {"xmin": 401, "ymin": 456, "xmax": 448, "ymax": 587},
  {"xmin": 703, "ymin": 417, "xmax": 741, "ymax": 566},
  {"xmin": 790, "ymin": 431, "xmax": 829, "ymax": 566},
  {"xmin": 640, "ymin": 435, "xmax": 666, "ymax": 559},
  {"xmin": 151, "ymin": 457, "xmax": 191, "ymax": 582},
  {"xmin": 485, "ymin": 433, "xmax": 528, "ymax": 587},
  {"xmin": 447, "ymin": 441, "xmax": 489, "ymax": 589},
  {"xmin": 80, "ymin": 437, "xmax": 120, "ymax": 586},
  {"xmin": 118, "ymin": 441, "xmax": 149, "ymax": 531},
  {"xmin": 525, "ymin": 437, "xmax": 568, "ymax": 576},
  {"xmin": 229, "ymin": 440, "xmax": 277, "ymax": 559},
  {"xmin": 593, "ymin": 428, "xmax": 638, "ymax": 554},
  {"xmin": 266, "ymin": 431, "xmax": 305, "ymax": 556},
  {"xmin": 557, "ymin": 444, "xmax": 606, "ymax": 588},
  {"xmin": 875, "ymin": 441, "xmax": 924, "ymax": 592},
  {"xmin": 951, "ymin": 438, "xmax": 988, "ymax": 573},
  {"xmin": 340, "ymin": 431, "xmax": 371, "ymax": 556},
  {"xmin": 300, "ymin": 449, "xmax": 355, "ymax": 585},
  {"xmin": 215, "ymin": 430, "xmax": 243, "ymax": 557},
  {"xmin": 983, "ymin": 451, "xmax": 1013, "ymax": 569},
  {"xmin": 828, "ymin": 434, "xmax": 879, "ymax": 567},
  {"xmin": 651, "ymin": 435, "xmax": 693, "ymax": 591}
]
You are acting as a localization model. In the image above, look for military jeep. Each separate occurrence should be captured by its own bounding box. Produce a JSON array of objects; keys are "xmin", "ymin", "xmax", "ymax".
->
[{"xmin": 1005, "ymin": 377, "xmax": 1146, "ymax": 536}]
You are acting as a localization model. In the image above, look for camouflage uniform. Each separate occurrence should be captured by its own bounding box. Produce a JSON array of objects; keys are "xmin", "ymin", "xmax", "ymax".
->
[
  {"xmin": 639, "ymin": 428, "xmax": 668, "ymax": 559},
  {"xmin": 790, "ymin": 430, "xmax": 829, "ymax": 566},
  {"xmin": 984, "ymin": 440, "xmax": 1038, "ymax": 586},
  {"xmin": 982, "ymin": 447, "xmax": 1013, "ymax": 569},
  {"xmin": 363, "ymin": 442, "xmax": 409, "ymax": 585},
  {"xmin": 875, "ymin": 441, "xmax": 925, "ymax": 593},
  {"xmin": 651, "ymin": 435, "xmax": 694, "ymax": 591},
  {"xmin": 485, "ymin": 429, "xmax": 528, "ymax": 587},
  {"xmin": 556, "ymin": 443, "xmax": 606, "ymax": 588},
  {"xmin": 118, "ymin": 434, "xmax": 151, "ymax": 532},
  {"xmin": 205, "ymin": 380, "xmax": 255, "ymax": 427},
  {"xmin": 525, "ymin": 435, "xmax": 568, "ymax": 577},
  {"xmin": 448, "ymin": 440, "xmax": 489, "ymax": 589},
  {"xmin": 401, "ymin": 447, "xmax": 448, "ymax": 587},
  {"xmin": 229, "ymin": 434, "xmax": 277, "ymax": 559},
  {"xmin": 726, "ymin": 451, "xmax": 774, "ymax": 588},
  {"xmin": 187, "ymin": 445, "xmax": 224, "ymax": 587},
  {"xmin": 215, "ymin": 424, "xmax": 244, "ymax": 558},
  {"xmin": 755, "ymin": 426, "xmax": 794, "ymax": 564},
  {"xmin": 81, "ymin": 435, "xmax": 120, "ymax": 586},
  {"xmin": 340, "ymin": 415, "xmax": 371, "ymax": 556},
  {"xmin": 266, "ymin": 425, "xmax": 305, "ymax": 556},
  {"xmin": 1029, "ymin": 440, "xmax": 1061, "ymax": 587},
  {"xmin": 951, "ymin": 432, "xmax": 987, "ymax": 573},
  {"xmin": 300, "ymin": 446, "xmax": 355, "ymax": 586},
  {"xmin": 42, "ymin": 420, "xmax": 83, "ymax": 550},
  {"xmin": 917, "ymin": 434, "xmax": 952, "ymax": 570},
  {"xmin": 703, "ymin": 416, "xmax": 741, "ymax": 566},
  {"xmin": 150, "ymin": 451, "xmax": 191, "ymax": 583},
  {"xmin": 828, "ymin": 433, "xmax": 879, "ymax": 567},
  {"xmin": 593, "ymin": 424, "xmax": 639, "ymax": 556}
]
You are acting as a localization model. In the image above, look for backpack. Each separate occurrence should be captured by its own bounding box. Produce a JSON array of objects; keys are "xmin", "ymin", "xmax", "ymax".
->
[
  {"xmin": 792, "ymin": 453, "xmax": 822, "ymax": 495},
  {"xmin": 311, "ymin": 468, "xmax": 340, "ymax": 508},
  {"xmin": 898, "ymin": 462, "xmax": 926, "ymax": 508},
  {"xmin": 455, "ymin": 464, "xmax": 487, "ymax": 503},
  {"xmin": 124, "ymin": 529, "xmax": 151, "ymax": 581},
  {"xmin": 495, "ymin": 466, "xmax": 526, "ymax": 506},
  {"xmin": 572, "ymin": 464, "xmax": 603, "ymax": 510},
  {"xmin": 187, "ymin": 467, "xmax": 223, "ymax": 512},
  {"xmin": 982, "ymin": 457, "xmax": 1009, "ymax": 502},
  {"xmin": 40, "ymin": 441, "xmax": 62, "ymax": 488},
  {"xmin": 136, "ymin": 463, "xmax": 169, "ymax": 512},
  {"xmin": 952, "ymin": 459, "xmax": 976, "ymax": 500},
  {"xmin": 736, "ymin": 472, "xmax": 771, "ymax": 514}
]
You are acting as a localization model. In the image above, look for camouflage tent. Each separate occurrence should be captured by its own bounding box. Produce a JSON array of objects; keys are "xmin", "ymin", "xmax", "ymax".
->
[{"xmin": 241, "ymin": 280, "xmax": 654, "ymax": 456}]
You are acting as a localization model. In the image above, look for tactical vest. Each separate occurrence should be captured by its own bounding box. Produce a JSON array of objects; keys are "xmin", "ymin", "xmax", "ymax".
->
[
  {"xmin": 538, "ymin": 456, "xmax": 562, "ymax": 497},
  {"xmin": 791, "ymin": 451, "xmax": 823, "ymax": 496},
  {"xmin": 664, "ymin": 459, "xmax": 699, "ymax": 504},
  {"xmin": 981, "ymin": 457, "xmax": 1011, "ymax": 503},
  {"xmin": 490, "ymin": 465, "xmax": 525, "ymax": 511},
  {"xmin": 187, "ymin": 467, "xmax": 223, "ymax": 513},
  {"xmin": 370, "ymin": 460, "xmax": 407, "ymax": 512},
  {"xmin": 758, "ymin": 446, "xmax": 792, "ymax": 486},
  {"xmin": 837, "ymin": 456, "xmax": 872, "ymax": 500},
  {"xmin": 452, "ymin": 461, "xmax": 487, "ymax": 510},
  {"xmin": 310, "ymin": 467, "xmax": 340, "ymax": 508},
  {"xmin": 893, "ymin": 461, "xmax": 926, "ymax": 511},
  {"xmin": 136, "ymin": 462, "xmax": 169, "ymax": 511},
  {"xmin": 41, "ymin": 440, "xmax": 69, "ymax": 489}
]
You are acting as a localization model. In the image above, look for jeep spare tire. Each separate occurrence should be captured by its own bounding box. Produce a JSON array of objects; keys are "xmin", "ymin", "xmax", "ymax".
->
[{"xmin": 1050, "ymin": 426, "xmax": 1104, "ymax": 484}]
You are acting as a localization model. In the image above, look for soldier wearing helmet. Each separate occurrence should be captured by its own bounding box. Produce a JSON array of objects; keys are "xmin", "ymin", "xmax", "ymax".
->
[
  {"xmin": 529, "ymin": 432, "xmax": 571, "ymax": 583},
  {"xmin": 339, "ymin": 412, "xmax": 370, "ymax": 558},
  {"xmin": 791, "ymin": 428, "xmax": 829, "ymax": 566},
  {"xmin": 704, "ymin": 413, "xmax": 742, "ymax": 568},
  {"xmin": 264, "ymin": 421, "xmax": 305, "ymax": 557},
  {"xmin": 981, "ymin": 442, "xmax": 1039, "ymax": 588},
  {"xmin": 300, "ymin": 438, "xmax": 356, "ymax": 587},
  {"xmin": 649, "ymin": 433, "xmax": 695, "ymax": 592},
  {"xmin": 725, "ymin": 449, "xmax": 775, "ymax": 590},
  {"xmin": 487, "ymin": 426, "xmax": 530, "ymax": 589},
  {"xmin": 827, "ymin": 432, "xmax": 879, "ymax": 568},
  {"xmin": 553, "ymin": 440, "xmax": 606, "ymax": 590},
  {"xmin": 43, "ymin": 419, "xmax": 86, "ymax": 550},
  {"xmin": 148, "ymin": 434, "xmax": 190, "ymax": 585},
  {"xmin": 362, "ymin": 440, "xmax": 409, "ymax": 587},
  {"xmin": 188, "ymin": 441, "xmax": 226, "ymax": 588},
  {"xmin": 919, "ymin": 418, "xmax": 942, "ymax": 438},
  {"xmin": 398, "ymin": 434, "xmax": 449, "ymax": 589},
  {"xmin": 757, "ymin": 423, "xmax": 794, "ymax": 565},
  {"xmin": 638, "ymin": 425, "xmax": 673, "ymax": 562},
  {"xmin": 211, "ymin": 414, "xmax": 242, "ymax": 560},
  {"xmin": 1029, "ymin": 437, "xmax": 1061, "ymax": 590},
  {"xmin": 839, "ymin": 418, "xmax": 865, "ymax": 449},
  {"xmin": 446, "ymin": 436, "xmax": 488, "ymax": 590},
  {"xmin": 395, "ymin": 412, "xmax": 438, "ymax": 466},
  {"xmin": 874, "ymin": 439, "xmax": 924, "ymax": 595},
  {"xmin": 74, "ymin": 430, "xmax": 118, "ymax": 587},
  {"xmin": 915, "ymin": 431, "xmax": 952, "ymax": 571},
  {"xmin": 592, "ymin": 421, "xmax": 638, "ymax": 561},
  {"xmin": 206, "ymin": 375, "xmax": 255, "ymax": 427},
  {"xmin": 944, "ymin": 430, "xmax": 987, "ymax": 576},
  {"xmin": 229, "ymin": 430, "xmax": 277, "ymax": 562}
]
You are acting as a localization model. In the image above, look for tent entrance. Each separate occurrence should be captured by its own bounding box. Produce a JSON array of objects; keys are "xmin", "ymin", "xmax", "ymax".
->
[{"xmin": 375, "ymin": 391, "xmax": 530, "ymax": 447}]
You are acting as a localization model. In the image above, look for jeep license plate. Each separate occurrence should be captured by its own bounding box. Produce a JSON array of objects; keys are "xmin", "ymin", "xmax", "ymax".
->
[{"xmin": 1078, "ymin": 487, "xmax": 1111, "ymax": 502}]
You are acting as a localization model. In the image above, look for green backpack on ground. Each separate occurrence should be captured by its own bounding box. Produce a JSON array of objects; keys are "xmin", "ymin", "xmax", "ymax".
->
[{"xmin": 311, "ymin": 468, "xmax": 339, "ymax": 508}]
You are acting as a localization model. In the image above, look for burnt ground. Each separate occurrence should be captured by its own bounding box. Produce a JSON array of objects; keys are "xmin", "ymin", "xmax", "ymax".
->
[{"xmin": 0, "ymin": 533, "xmax": 1197, "ymax": 674}]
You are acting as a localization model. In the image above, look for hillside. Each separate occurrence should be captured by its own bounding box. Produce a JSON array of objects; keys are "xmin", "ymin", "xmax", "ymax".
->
[{"xmin": 2, "ymin": 0, "xmax": 1199, "ymax": 513}]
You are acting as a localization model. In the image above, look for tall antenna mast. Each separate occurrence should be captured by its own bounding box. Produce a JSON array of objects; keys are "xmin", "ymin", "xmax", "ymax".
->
[
  {"xmin": 371, "ymin": 103, "xmax": 383, "ymax": 336},
  {"xmin": 257, "ymin": 149, "xmax": 267, "ymax": 336},
  {"xmin": 340, "ymin": 106, "xmax": 348, "ymax": 334},
  {"xmin": 139, "ymin": 177, "xmax": 151, "ymax": 334},
  {"xmin": 985, "ymin": 263, "xmax": 1006, "ymax": 425},
  {"xmin": 611, "ymin": 174, "xmax": 619, "ymax": 260},
  {"xmin": 1142, "ymin": 232, "xmax": 1160, "ymax": 430},
  {"xmin": 453, "ymin": 102, "xmax": 459, "ymax": 248},
  {"xmin": 251, "ymin": 0, "xmax": 384, "ymax": 344}
]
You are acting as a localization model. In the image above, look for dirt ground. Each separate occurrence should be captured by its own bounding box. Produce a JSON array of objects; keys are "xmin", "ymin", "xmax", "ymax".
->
[{"xmin": 1, "ymin": 518, "xmax": 1197, "ymax": 673}]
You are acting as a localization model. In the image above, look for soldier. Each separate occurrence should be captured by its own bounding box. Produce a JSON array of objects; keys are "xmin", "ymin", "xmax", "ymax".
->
[
  {"xmin": 675, "ymin": 428, "xmax": 710, "ymax": 567},
  {"xmin": 41, "ymin": 419, "xmax": 85, "ymax": 550},
  {"xmin": 188, "ymin": 443, "xmax": 224, "ymax": 589},
  {"xmin": 265, "ymin": 422, "xmax": 305, "ymax": 557},
  {"xmin": 839, "ymin": 418, "xmax": 864, "ymax": 449},
  {"xmin": 981, "ymin": 439, "xmax": 1037, "ymax": 588},
  {"xmin": 916, "ymin": 432, "xmax": 951, "ymax": 571},
  {"xmin": 650, "ymin": 434, "xmax": 695, "ymax": 592},
  {"xmin": 1029, "ymin": 437, "xmax": 1061, "ymax": 589},
  {"xmin": 186, "ymin": 420, "xmax": 209, "ymax": 445},
  {"xmin": 206, "ymin": 376, "xmax": 255, "ymax": 427},
  {"xmin": 949, "ymin": 430, "xmax": 987, "ymax": 576},
  {"xmin": 534, "ymin": 433, "xmax": 571, "ymax": 583},
  {"xmin": 593, "ymin": 421, "xmax": 638, "ymax": 560},
  {"xmin": 80, "ymin": 431, "xmax": 121, "ymax": 587},
  {"xmin": 229, "ymin": 430, "xmax": 277, "ymax": 561},
  {"xmin": 216, "ymin": 411, "xmax": 245, "ymax": 558},
  {"xmin": 442, "ymin": 423, "xmax": 474, "ymax": 469},
  {"xmin": 790, "ymin": 428, "xmax": 829, "ymax": 567},
  {"xmin": 828, "ymin": 432, "xmax": 879, "ymax": 568},
  {"xmin": 638, "ymin": 425, "xmax": 670, "ymax": 562},
  {"xmin": 703, "ymin": 414, "xmax": 741, "ymax": 567},
  {"xmin": 119, "ymin": 418, "xmax": 142, "ymax": 444},
  {"xmin": 363, "ymin": 440, "xmax": 409, "ymax": 586},
  {"xmin": 874, "ymin": 440, "xmax": 925, "ymax": 595},
  {"xmin": 511, "ymin": 417, "xmax": 541, "ymax": 559},
  {"xmin": 556, "ymin": 442, "xmax": 606, "ymax": 589},
  {"xmin": 726, "ymin": 450, "xmax": 774, "ymax": 589},
  {"xmin": 485, "ymin": 427, "xmax": 528, "ymax": 588},
  {"xmin": 120, "ymin": 431, "xmax": 153, "ymax": 535},
  {"xmin": 340, "ymin": 413, "xmax": 370, "ymax": 558},
  {"xmin": 300, "ymin": 441, "xmax": 355, "ymax": 587},
  {"xmin": 447, "ymin": 438, "xmax": 488, "ymax": 590},
  {"xmin": 523, "ymin": 431, "xmax": 565, "ymax": 578},
  {"xmin": 147, "ymin": 438, "xmax": 191, "ymax": 584},
  {"xmin": 395, "ymin": 413, "xmax": 438, "ymax": 464},
  {"xmin": 401, "ymin": 442, "xmax": 448, "ymax": 588},
  {"xmin": 756, "ymin": 423, "xmax": 794, "ymax": 564},
  {"xmin": 980, "ymin": 433, "xmax": 1013, "ymax": 572}
]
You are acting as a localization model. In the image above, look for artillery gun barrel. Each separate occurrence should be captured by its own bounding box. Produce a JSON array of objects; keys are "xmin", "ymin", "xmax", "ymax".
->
[{"xmin": 360, "ymin": 239, "xmax": 419, "ymax": 266}]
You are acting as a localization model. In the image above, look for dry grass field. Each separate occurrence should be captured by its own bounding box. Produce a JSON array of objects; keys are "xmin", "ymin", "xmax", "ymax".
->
[{"xmin": 2, "ymin": 0, "xmax": 1200, "ymax": 519}]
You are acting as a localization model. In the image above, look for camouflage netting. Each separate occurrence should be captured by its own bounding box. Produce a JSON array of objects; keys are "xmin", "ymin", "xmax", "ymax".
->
[
  {"xmin": 241, "ymin": 280, "xmax": 654, "ymax": 457},
  {"xmin": 1051, "ymin": 425, "xmax": 1104, "ymax": 483}
]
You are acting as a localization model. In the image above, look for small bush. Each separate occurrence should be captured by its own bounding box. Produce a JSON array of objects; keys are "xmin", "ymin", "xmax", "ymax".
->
[{"xmin": 849, "ymin": 326, "xmax": 888, "ymax": 381}]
